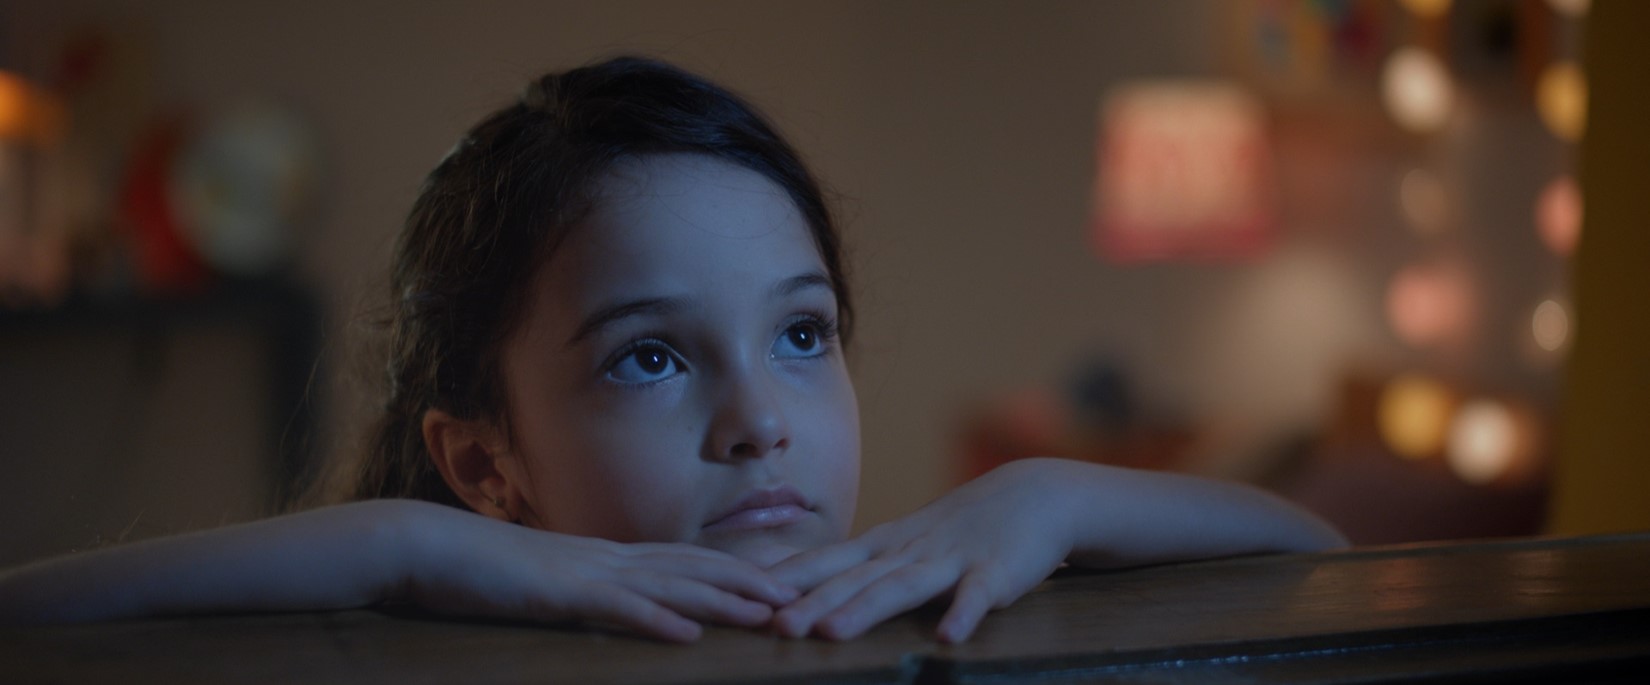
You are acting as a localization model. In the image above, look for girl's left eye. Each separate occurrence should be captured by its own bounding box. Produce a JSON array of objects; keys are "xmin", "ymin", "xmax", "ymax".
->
[{"xmin": 772, "ymin": 319, "xmax": 832, "ymax": 360}]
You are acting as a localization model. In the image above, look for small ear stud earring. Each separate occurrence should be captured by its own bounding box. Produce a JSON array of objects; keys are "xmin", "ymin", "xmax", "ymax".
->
[{"xmin": 491, "ymin": 495, "xmax": 505, "ymax": 509}]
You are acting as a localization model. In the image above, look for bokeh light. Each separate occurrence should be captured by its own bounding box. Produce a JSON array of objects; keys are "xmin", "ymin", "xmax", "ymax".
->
[
  {"xmin": 1400, "ymin": 0, "xmax": 1453, "ymax": 18},
  {"xmin": 1383, "ymin": 48, "xmax": 1453, "ymax": 134},
  {"xmin": 1546, "ymin": 0, "xmax": 1590, "ymax": 17},
  {"xmin": 1536, "ymin": 175, "xmax": 1582, "ymax": 256},
  {"xmin": 1379, "ymin": 373, "xmax": 1455, "ymax": 460},
  {"xmin": 1399, "ymin": 168, "xmax": 1448, "ymax": 234},
  {"xmin": 1447, "ymin": 400, "xmax": 1521, "ymax": 485},
  {"xmin": 1532, "ymin": 299, "xmax": 1570, "ymax": 352},
  {"xmin": 1537, "ymin": 62, "xmax": 1587, "ymax": 142},
  {"xmin": 0, "ymin": 71, "xmax": 32, "ymax": 141},
  {"xmin": 1386, "ymin": 262, "xmax": 1471, "ymax": 347}
]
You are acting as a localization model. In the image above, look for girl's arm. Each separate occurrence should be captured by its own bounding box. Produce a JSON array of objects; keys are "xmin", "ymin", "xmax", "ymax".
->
[
  {"xmin": 768, "ymin": 458, "xmax": 1346, "ymax": 643},
  {"xmin": 0, "ymin": 499, "xmax": 795, "ymax": 642}
]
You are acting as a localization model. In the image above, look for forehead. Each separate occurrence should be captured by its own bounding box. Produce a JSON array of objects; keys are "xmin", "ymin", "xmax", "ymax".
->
[{"xmin": 537, "ymin": 153, "xmax": 826, "ymax": 313}]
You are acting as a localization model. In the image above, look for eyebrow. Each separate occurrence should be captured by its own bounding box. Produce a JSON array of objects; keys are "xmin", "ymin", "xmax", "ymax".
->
[{"xmin": 565, "ymin": 272, "xmax": 834, "ymax": 349}]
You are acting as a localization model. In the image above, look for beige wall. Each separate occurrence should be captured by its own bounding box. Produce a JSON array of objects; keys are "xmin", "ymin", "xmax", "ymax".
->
[{"xmin": 1, "ymin": 1, "xmax": 1569, "ymax": 539}]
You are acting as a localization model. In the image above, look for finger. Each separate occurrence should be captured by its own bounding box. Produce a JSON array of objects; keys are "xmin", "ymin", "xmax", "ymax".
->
[
  {"xmin": 556, "ymin": 585, "xmax": 703, "ymax": 644},
  {"xmin": 772, "ymin": 558, "xmax": 901, "ymax": 638},
  {"xmin": 936, "ymin": 570, "xmax": 995, "ymax": 643},
  {"xmin": 622, "ymin": 571, "xmax": 776, "ymax": 628},
  {"xmin": 816, "ymin": 561, "xmax": 960, "ymax": 641},
  {"xmin": 634, "ymin": 552, "xmax": 798, "ymax": 606},
  {"xmin": 766, "ymin": 541, "xmax": 873, "ymax": 593}
]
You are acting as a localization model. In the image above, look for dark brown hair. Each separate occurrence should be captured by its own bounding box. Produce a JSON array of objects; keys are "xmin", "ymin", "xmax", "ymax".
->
[{"xmin": 311, "ymin": 56, "xmax": 852, "ymax": 508}]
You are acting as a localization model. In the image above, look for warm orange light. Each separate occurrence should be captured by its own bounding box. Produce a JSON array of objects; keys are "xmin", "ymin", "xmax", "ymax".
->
[
  {"xmin": 0, "ymin": 71, "xmax": 31, "ymax": 141},
  {"xmin": 1537, "ymin": 176, "xmax": 1583, "ymax": 256},
  {"xmin": 1383, "ymin": 48, "xmax": 1453, "ymax": 133},
  {"xmin": 1379, "ymin": 373, "xmax": 1455, "ymax": 460},
  {"xmin": 1400, "ymin": 0, "xmax": 1453, "ymax": 18},
  {"xmin": 0, "ymin": 71, "xmax": 64, "ymax": 145},
  {"xmin": 1537, "ymin": 63, "xmax": 1587, "ymax": 142},
  {"xmin": 1399, "ymin": 168, "xmax": 1448, "ymax": 234},
  {"xmin": 1447, "ymin": 400, "xmax": 1521, "ymax": 484},
  {"xmin": 1546, "ymin": 0, "xmax": 1590, "ymax": 17},
  {"xmin": 1532, "ymin": 298, "xmax": 1570, "ymax": 352}
]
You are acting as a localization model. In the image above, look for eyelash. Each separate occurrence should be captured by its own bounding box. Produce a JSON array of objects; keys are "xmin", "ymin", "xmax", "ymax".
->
[
  {"xmin": 780, "ymin": 310, "xmax": 842, "ymax": 355},
  {"xmin": 598, "ymin": 310, "xmax": 842, "ymax": 388},
  {"xmin": 602, "ymin": 336, "xmax": 680, "ymax": 390}
]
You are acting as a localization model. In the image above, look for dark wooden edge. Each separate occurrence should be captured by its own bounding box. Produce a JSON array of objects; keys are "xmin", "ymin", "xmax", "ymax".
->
[{"xmin": 918, "ymin": 608, "xmax": 1650, "ymax": 685}]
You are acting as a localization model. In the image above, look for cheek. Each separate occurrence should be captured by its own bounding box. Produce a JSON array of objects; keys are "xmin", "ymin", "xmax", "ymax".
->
[
  {"xmin": 793, "ymin": 362, "xmax": 861, "ymax": 535},
  {"xmin": 518, "ymin": 391, "xmax": 705, "ymax": 542}
]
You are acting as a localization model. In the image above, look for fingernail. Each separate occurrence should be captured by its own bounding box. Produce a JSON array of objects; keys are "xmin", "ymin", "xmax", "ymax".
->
[{"xmin": 774, "ymin": 585, "xmax": 800, "ymax": 603}]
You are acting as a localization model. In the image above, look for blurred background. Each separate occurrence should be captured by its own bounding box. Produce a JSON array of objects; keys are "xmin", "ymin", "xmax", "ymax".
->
[{"xmin": 1, "ymin": 0, "xmax": 1645, "ymax": 568}]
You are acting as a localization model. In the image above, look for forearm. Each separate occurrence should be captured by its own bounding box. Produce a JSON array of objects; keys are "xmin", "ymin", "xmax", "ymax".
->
[
  {"xmin": 0, "ymin": 499, "xmax": 428, "ymax": 623},
  {"xmin": 1042, "ymin": 459, "xmax": 1347, "ymax": 569}
]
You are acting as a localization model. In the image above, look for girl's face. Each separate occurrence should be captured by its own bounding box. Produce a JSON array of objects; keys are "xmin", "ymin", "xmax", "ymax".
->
[{"xmin": 497, "ymin": 153, "xmax": 860, "ymax": 567}]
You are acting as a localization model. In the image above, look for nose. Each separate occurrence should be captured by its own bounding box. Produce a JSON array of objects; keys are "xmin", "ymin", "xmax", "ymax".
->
[{"xmin": 707, "ymin": 368, "xmax": 791, "ymax": 462}]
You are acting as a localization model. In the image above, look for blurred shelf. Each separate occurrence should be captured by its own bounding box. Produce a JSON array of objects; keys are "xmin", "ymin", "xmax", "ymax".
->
[{"xmin": 0, "ymin": 277, "xmax": 325, "ymax": 508}]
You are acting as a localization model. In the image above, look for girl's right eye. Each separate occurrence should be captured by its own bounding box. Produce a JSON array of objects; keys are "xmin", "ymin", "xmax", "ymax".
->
[{"xmin": 605, "ymin": 343, "xmax": 682, "ymax": 385}]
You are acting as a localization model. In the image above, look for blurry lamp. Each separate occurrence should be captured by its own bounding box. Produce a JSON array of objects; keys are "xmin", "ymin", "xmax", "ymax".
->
[
  {"xmin": 1399, "ymin": 168, "xmax": 1448, "ymax": 234},
  {"xmin": 1537, "ymin": 63, "xmax": 1587, "ymax": 142},
  {"xmin": 1382, "ymin": 48, "xmax": 1454, "ymax": 134},
  {"xmin": 1378, "ymin": 373, "xmax": 1455, "ymax": 460},
  {"xmin": 1399, "ymin": 0, "xmax": 1452, "ymax": 18},
  {"xmin": 1546, "ymin": 0, "xmax": 1590, "ymax": 17},
  {"xmin": 1536, "ymin": 176, "xmax": 1582, "ymax": 256},
  {"xmin": 0, "ymin": 71, "xmax": 33, "ymax": 141},
  {"xmin": 1447, "ymin": 400, "xmax": 1521, "ymax": 485},
  {"xmin": 1532, "ymin": 298, "xmax": 1570, "ymax": 352},
  {"xmin": 0, "ymin": 71, "xmax": 62, "ymax": 145},
  {"xmin": 1095, "ymin": 81, "xmax": 1273, "ymax": 263}
]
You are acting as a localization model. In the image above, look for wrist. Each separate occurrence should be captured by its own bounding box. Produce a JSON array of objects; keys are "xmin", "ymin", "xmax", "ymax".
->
[{"xmin": 344, "ymin": 499, "xmax": 445, "ymax": 604}]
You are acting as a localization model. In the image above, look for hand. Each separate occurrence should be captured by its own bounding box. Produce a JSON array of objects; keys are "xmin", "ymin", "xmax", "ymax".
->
[
  {"xmin": 394, "ymin": 502, "xmax": 798, "ymax": 643},
  {"xmin": 768, "ymin": 458, "xmax": 1080, "ymax": 643}
]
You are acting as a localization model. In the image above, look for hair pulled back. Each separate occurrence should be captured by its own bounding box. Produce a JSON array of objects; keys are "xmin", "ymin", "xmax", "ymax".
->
[{"xmin": 316, "ymin": 56, "xmax": 851, "ymax": 508}]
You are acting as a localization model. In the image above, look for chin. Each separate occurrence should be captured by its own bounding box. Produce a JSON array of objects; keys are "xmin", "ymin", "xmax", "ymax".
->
[
  {"xmin": 700, "ymin": 532, "xmax": 821, "ymax": 568},
  {"xmin": 729, "ymin": 541, "xmax": 805, "ymax": 568}
]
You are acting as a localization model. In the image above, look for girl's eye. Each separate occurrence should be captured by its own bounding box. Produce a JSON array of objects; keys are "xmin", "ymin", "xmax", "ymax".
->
[
  {"xmin": 773, "ymin": 321, "xmax": 829, "ymax": 359},
  {"xmin": 607, "ymin": 344, "xmax": 681, "ymax": 384}
]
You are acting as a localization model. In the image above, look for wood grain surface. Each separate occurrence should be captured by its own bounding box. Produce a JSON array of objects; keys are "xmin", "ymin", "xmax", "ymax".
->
[{"xmin": 5, "ymin": 533, "xmax": 1649, "ymax": 684}]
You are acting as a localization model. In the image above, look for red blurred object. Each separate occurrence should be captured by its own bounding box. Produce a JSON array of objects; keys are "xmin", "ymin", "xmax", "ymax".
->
[
  {"xmin": 1094, "ymin": 82, "xmax": 1275, "ymax": 264},
  {"xmin": 119, "ymin": 117, "xmax": 209, "ymax": 294}
]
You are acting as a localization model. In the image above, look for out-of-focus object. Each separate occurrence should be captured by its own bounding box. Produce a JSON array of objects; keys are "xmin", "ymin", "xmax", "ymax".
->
[
  {"xmin": 1094, "ymin": 81, "xmax": 1273, "ymax": 263},
  {"xmin": 1546, "ymin": 0, "xmax": 1590, "ymax": 18},
  {"xmin": 1399, "ymin": 0, "xmax": 1452, "ymax": 19},
  {"xmin": 1536, "ymin": 175, "xmax": 1582, "ymax": 256},
  {"xmin": 1447, "ymin": 399, "xmax": 1538, "ymax": 486},
  {"xmin": 1385, "ymin": 260, "xmax": 1473, "ymax": 349},
  {"xmin": 1398, "ymin": 168, "xmax": 1450, "ymax": 235},
  {"xmin": 0, "ymin": 71, "xmax": 64, "ymax": 144},
  {"xmin": 171, "ymin": 101, "xmax": 319, "ymax": 276},
  {"xmin": 1531, "ymin": 298, "xmax": 1570, "ymax": 352},
  {"xmin": 1378, "ymin": 373, "xmax": 1455, "ymax": 460},
  {"xmin": 1382, "ymin": 47, "xmax": 1454, "ymax": 133},
  {"xmin": 0, "ymin": 70, "xmax": 72, "ymax": 308},
  {"xmin": 1536, "ymin": 62, "xmax": 1587, "ymax": 141},
  {"xmin": 119, "ymin": 118, "xmax": 208, "ymax": 294},
  {"xmin": 1550, "ymin": 0, "xmax": 1650, "ymax": 536}
]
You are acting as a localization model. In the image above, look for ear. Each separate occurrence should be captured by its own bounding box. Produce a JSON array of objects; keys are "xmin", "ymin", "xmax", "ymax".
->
[{"xmin": 422, "ymin": 408, "xmax": 521, "ymax": 522}]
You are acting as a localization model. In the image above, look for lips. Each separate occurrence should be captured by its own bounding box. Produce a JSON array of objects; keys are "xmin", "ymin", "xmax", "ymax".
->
[{"xmin": 704, "ymin": 485, "xmax": 813, "ymax": 532}]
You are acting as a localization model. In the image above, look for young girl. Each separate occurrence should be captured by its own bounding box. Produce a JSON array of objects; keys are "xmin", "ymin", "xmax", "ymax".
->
[{"xmin": 0, "ymin": 56, "xmax": 1345, "ymax": 644}]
